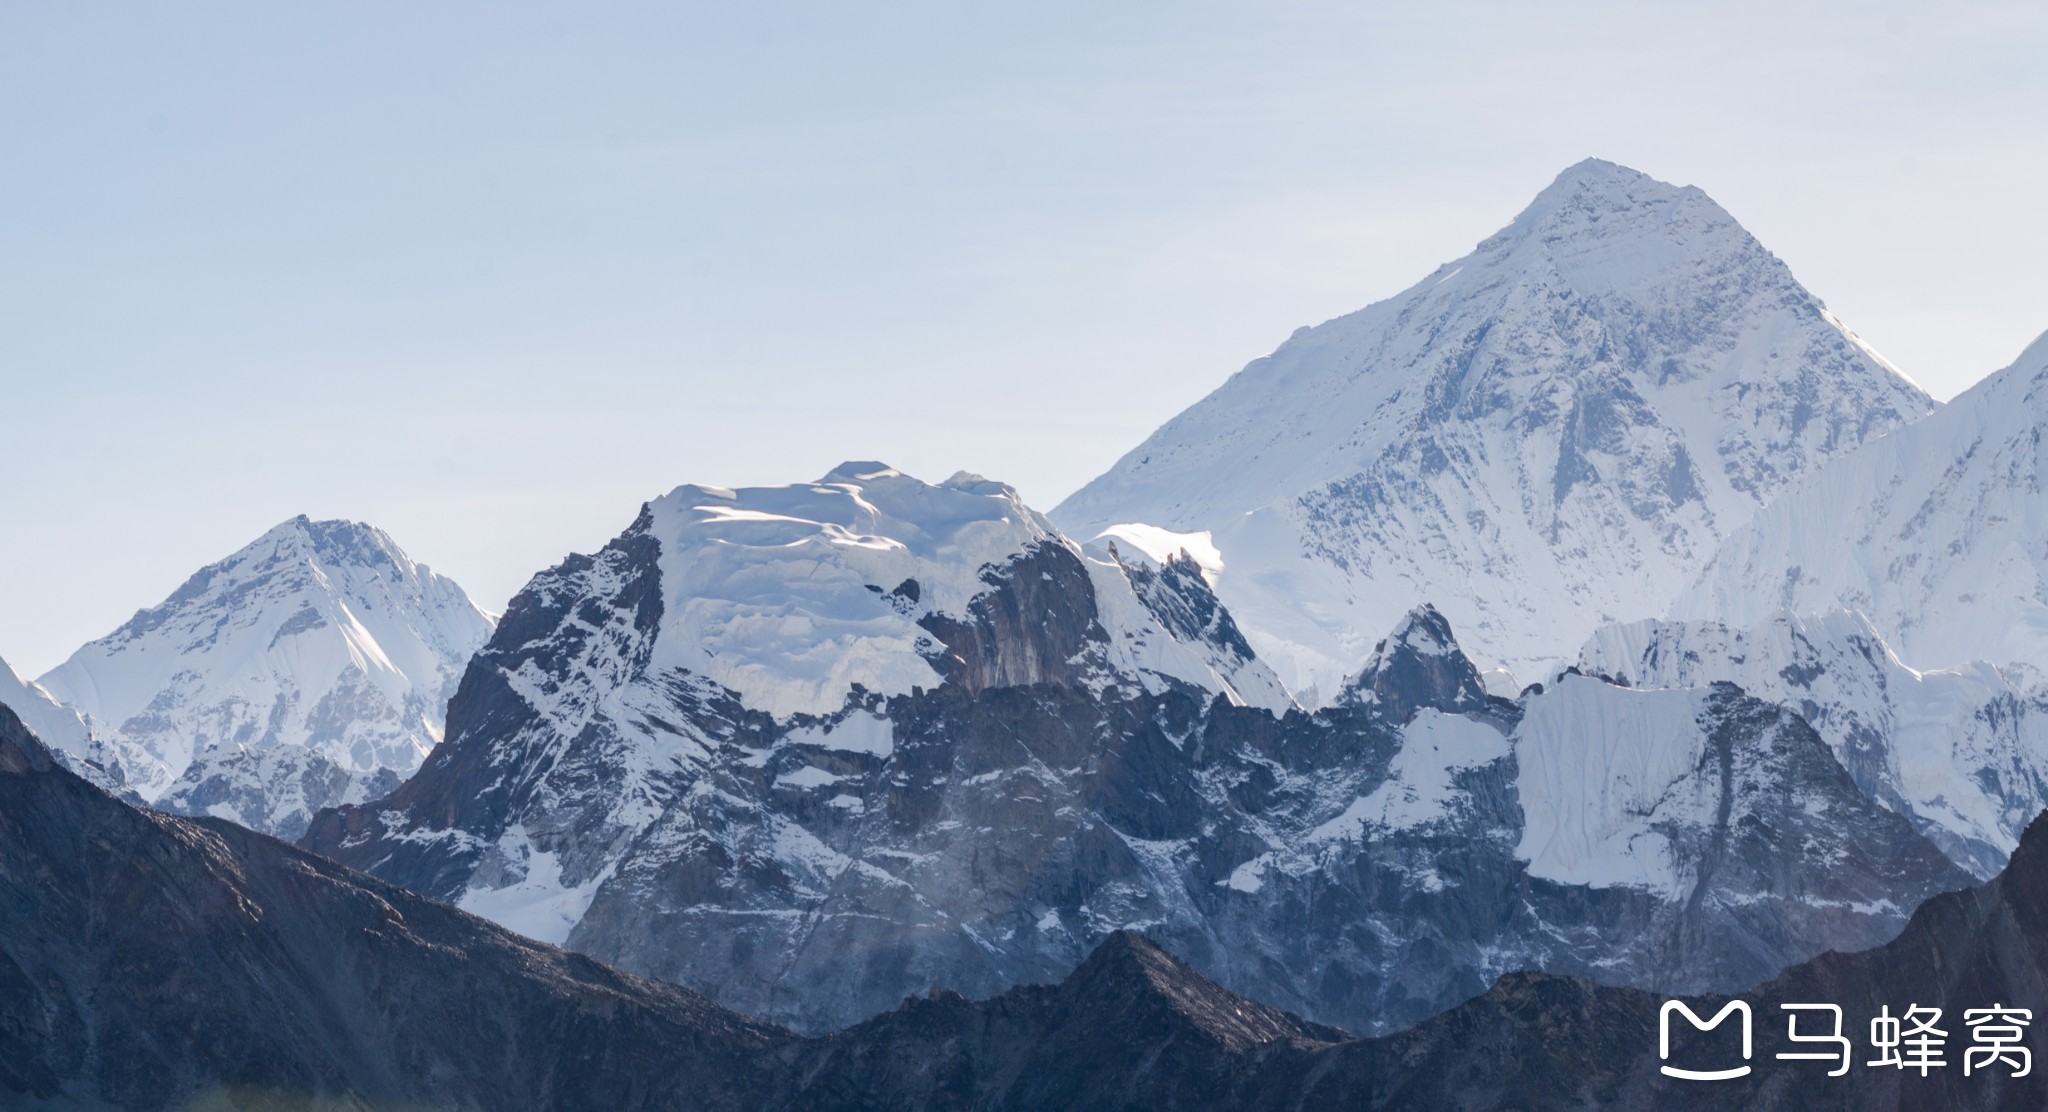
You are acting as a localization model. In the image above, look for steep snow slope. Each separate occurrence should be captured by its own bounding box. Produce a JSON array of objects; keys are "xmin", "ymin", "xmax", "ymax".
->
[
  {"xmin": 1055, "ymin": 158, "xmax": 1931, "ymax": 699},
  {"xmin": 1677, "ymin": 330, "xmax": 2048, "ymax": 681},
  {"xmin": 1582, "ymin": 610, "xmax": 2048, "ymax": 877},
  {"xmin": 38, "ymin": 516, "xmax": 494, "ymax": 836},
  {"xmin": 0, "ymin": 654, "xmax": 94, "ymax": 767}
]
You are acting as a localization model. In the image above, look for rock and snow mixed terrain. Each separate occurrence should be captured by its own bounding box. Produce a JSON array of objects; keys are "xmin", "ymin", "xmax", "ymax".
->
[
  {"xmin": 1054, "ymin": 158, "xmax": 1932, "ymax": 698},
  {"xmin": 36, "ymin": 515, "xmax": 495, "ymax": 838},
  {"xmin": 304, "ymin": 464, "xmax": 1968, "ymax": 1036},
  {"xmin": 10, "ymin": 680, "xmax": 2048, "ymax": 1110},
  {"xmin": 1581, "ymin": 610, "xmax": 2048, "ymax": 879},
  {"xmin": 1677, "ymin": 329, "xmax": 2048, "ymax": 682}
]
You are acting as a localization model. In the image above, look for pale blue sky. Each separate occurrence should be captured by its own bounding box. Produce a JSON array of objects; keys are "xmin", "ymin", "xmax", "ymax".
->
[{"xmin": 6, "ymin": 1, "xmax": 2047, "ymax": 674}]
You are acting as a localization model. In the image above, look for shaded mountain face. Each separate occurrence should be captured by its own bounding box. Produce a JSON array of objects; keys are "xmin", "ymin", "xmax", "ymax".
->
[
  {"xmin": 0, "ymin": 701, "xmax": 783, "ymax": 1111},
  {"xmin": 1053, "ymin": 158, "xmax": 1933, "ymax": 698},
  {"xmin": 35, "ymin": 515, "xmax": 495, "ymax": 837},
  {"xmin": 780, "ymin": 929, "xmax": 1353, "ymax": 1110},
  {"xmin": 789, "ymin": 813, "xmax": 2048, "ymax": 1111},
  {"xmin": 1679, "ymin": 329, "xmax": 2048, "ymax": 684},
  {"xmin": 1582, "ymin": 610, "xmax": 2048, "ymax": 879},
  {"xmin": 302, "ymin": 475, "xmax": 1967, "ymax": 1039}
]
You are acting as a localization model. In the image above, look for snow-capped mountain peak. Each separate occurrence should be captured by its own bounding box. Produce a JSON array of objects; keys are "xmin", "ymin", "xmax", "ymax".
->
[
  {"xmin": 641, "ymin": 462, "xmax": 1061, "ymax": 718},
  {"xmin": 36, "ymin": 515, "xmax": 494, "ymax": 831},
  {"xmin": 1580, "ymin": 607, "xmax": 2048, "ymax": 879},
  {"xmin": 566, "ymin": 462, "xmax": 1290, "ymax": 720},
  {"xmin": 1054, "ymin": 159, "xmax": 1932, "ymax": 699}
]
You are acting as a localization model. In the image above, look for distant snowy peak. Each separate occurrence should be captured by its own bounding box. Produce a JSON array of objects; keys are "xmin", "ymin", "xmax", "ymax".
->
[
  {"xmin": 1510, "ymin": 674, "xmax": 1960, "ymax": 908},
  {"xmin": 1055, "ymin": 158, "xmax": 1931, "ymax": 696},
  {"xmin": 1678, "ymin": 329, "xmax": 2048, "ymax": 679},
  {"xmin": 36, "ymin": 515, "xmax": 494, "ymax": 822},
  {"xmin": 635, "ymin": 462, "xmax": 1289, "ymax": 718}
]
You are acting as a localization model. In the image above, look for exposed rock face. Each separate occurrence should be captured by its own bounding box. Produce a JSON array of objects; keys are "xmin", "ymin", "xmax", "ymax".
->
[
  {"xmin": 35, "ymin": 515, "xmax": 495, "ymax": 835},
  {"xmin": 1247, "ymin": 811, "xmax": 2048, "ymax": 1110},
  {"xmin": 1054, "ymin": 158, "xmax": 1933, "ymax": 695},
  {"xmin": 1336, "ymin": 604, "xmax": 1492, "ymax": 722},
  {"xmin": 303, "ymin": 480, "xmax": 1968, "ymax": 1038},
  {"xmin": 798, "ymin": 816, "xmax": 2048, "ymax": 1110},
  {"xmin": 156, "ymin": 742, "xmax": 404, "ymax": 842}
]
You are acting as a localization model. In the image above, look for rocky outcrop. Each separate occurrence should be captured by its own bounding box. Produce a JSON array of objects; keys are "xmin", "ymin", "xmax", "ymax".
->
[
  {"xmin": 1251, "ymin": 810, "xmax": 2048, "ymax": 1109},
  {"xmin": 1583, "ymin": 611, "xmax": 2048, "ymax": 878},
  {"xmin": 1336, "ymin": 603, "xmax": 1496, "ymax": 722}
]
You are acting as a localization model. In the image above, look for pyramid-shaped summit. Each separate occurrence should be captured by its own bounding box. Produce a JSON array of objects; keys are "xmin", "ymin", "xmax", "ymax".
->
[
  {"xmin": 37, "ymin": 515, "xmax": 496, "ymax": 831},
  {"xmin": 1054, "ymin": 158, "xmax": 1932, "ymax": 699}
]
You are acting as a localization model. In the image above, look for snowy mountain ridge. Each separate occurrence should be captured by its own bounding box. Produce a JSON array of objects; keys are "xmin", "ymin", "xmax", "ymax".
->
[
  {"xmin": 1055, "ymin": 158, "xmax": 1933, "ymax": 698},
  {"xmin": 36, "ymin": 515, "xmax": 495, "ymax": 836},
  {"xmin": 306, "ymin": 469, "xmax": 1966, "ymax": 1037},
  {"xmin": 1677, "ymin": 329, "xmax": 2048, "ymax": 682}
]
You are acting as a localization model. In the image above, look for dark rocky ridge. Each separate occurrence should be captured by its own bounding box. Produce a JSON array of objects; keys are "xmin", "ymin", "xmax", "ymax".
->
[
  {"xmin": 915, "ymin": 542, "xmax": 1110, "ymax": 692},
  {"xmin": 0, "ymin": 702, "xmax": 782, "ymax": 1110}
]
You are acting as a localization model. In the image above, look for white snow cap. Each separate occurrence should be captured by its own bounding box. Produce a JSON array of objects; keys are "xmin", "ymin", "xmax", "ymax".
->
[
  {"xmin": 0, "ymin": 653, "xmax": 92, "ymax": 760},
  {"xmin": 640, "ymin": 462, "xmax": 1291, "ymax": 719},
  {"xmin": 643, "ymin": 463, "xmax": 1061, "ymax": 719},
  {"xmin": 1514, "ymin": 676, "xmax": 1714, "ymax": 898}
]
